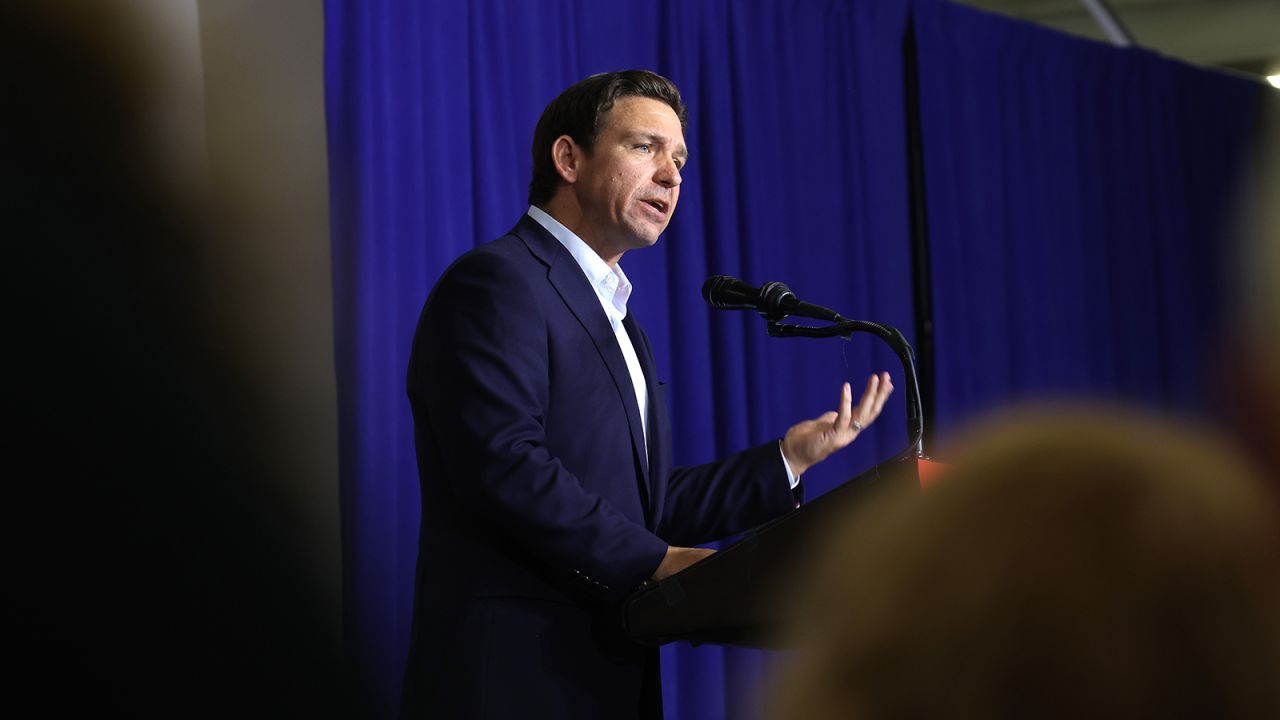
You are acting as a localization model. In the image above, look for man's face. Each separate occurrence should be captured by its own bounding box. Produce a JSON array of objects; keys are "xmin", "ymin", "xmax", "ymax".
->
[{"xmin": 573, "ymin": 96, "xmax": 687, "ymax": 253}]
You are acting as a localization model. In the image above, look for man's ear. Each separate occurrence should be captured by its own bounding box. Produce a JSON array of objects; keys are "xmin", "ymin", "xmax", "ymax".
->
[{"xmin": 551, "ymin": 135, "xmax": 581, "ymax": 184}]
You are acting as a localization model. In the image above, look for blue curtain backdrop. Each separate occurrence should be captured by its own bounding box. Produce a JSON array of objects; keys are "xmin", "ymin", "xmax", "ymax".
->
[
  {"xmin": 325, "ymin": 1, "xmax": 913, "ymax": 716},
  {"xmin": 324, "ymin": 0, "xmax": 1262, "ymax": 717},
  {"xmin": 912, "ymin": 0, "xmax": 1260, "ymax": 433}
]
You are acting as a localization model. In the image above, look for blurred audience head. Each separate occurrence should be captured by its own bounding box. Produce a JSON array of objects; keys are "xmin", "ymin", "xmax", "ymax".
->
[{"xmin": 773, "ymin": 407, "xmax": 1280, "ymax": 720}]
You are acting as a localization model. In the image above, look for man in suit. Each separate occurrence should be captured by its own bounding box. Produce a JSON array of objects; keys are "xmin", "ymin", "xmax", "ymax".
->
[{"xmin": 402, "ymin": 70, "xmax": 892, "ymax": 719}]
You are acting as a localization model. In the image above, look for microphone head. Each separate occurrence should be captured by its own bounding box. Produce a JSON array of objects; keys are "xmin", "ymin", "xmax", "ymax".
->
[
  {"xmin": 702, "ymin": 275, "xmax": 757, "ymax": 309},
  {"xmin": 701, "ymin": 275, "xmax": 732, "ymax": 305},
  {"xmin": 759, "ymin": 281, "xmax": 796, "ymax": 318}
]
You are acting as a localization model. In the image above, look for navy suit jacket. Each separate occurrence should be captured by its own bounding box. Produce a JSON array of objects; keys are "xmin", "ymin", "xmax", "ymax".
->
[{"xmin": 401, "ymin": 215, "xmax": 797, "ymax": 719}]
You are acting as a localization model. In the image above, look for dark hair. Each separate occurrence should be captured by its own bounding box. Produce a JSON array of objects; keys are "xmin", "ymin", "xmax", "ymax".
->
[{"xmin": 528, "ymin": 69, "xmax": 688, "ymax": 206}]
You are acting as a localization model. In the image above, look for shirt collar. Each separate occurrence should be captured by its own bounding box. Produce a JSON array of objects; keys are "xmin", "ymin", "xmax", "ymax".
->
[{"xmin": 527, "ymin": 205, "xmax": 632, "ymax": 320}]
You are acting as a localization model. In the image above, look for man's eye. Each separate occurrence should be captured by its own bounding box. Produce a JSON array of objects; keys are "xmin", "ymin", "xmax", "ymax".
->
[{"xmin": 634, "ymin": 144, "xmax": 651, "ymax": 153}]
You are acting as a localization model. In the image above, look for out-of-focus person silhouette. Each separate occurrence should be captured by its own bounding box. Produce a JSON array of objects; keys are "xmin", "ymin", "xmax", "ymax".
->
[
  {"xmin": 771, "ymin": 408, "xmax": 1280, "ymax": 720},
  {"xmin": 3, "ymin": 3, "xmax": 352, "ymax": 715},
  {"xmin": 1223, "ymin": 91, "xmax": 1280, "ymax": 502}
]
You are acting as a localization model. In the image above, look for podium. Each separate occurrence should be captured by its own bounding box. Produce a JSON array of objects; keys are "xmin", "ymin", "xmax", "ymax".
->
[{"xmin": 623, "ymin": 452, "xmax": 941, "ymax": 648}]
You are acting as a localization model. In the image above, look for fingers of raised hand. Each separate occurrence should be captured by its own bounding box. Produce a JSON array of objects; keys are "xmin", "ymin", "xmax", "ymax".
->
[
  {"xmin": 871, "ymin": 372, "xmax": 894, "ymax": 416},
  {"xmin": 852, "ymin": 375, "xmax": 879, "ymax": 429},
  {"xmin": 834, "ymin": 381, "xmax": 853, "ymax": 432},
  {"xmin": 852, "ymin": 372, "xmax": 895, "ymax": 431}
]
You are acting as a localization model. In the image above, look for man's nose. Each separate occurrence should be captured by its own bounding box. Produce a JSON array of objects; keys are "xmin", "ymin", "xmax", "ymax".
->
[{"xmin": 655, "ymin": 155, "xmax": 682, "ymax": 188}]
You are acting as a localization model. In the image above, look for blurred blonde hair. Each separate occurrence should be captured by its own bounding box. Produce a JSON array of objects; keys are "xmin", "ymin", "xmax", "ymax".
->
[{"xmin": 772, "ymin": 406, "xmax": 1280, "ymax": 720}]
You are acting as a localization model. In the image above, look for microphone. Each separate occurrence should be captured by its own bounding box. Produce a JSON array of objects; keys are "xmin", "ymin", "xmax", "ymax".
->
[{"xmin": 701, "ymin": 275, "xmax": 843, "ymax": 322}]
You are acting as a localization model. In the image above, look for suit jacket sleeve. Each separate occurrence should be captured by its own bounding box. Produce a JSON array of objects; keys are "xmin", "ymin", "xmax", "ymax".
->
[
  {"xmin": 409, "ymin": 249, "xmax": 669, "ymax": 591},
  {"xmin": 655, "ymin": 441, "xmax": 798, "ymax": 547}
]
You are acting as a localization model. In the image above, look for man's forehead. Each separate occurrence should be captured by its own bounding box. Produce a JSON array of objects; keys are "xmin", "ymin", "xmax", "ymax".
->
[
  {"xmin": 604, "ymin": 97, "xmax": 682, "ymax": 131},
  {"xmin": 602, "ymin": 98, "xmax": 687, "ymax": 151}
]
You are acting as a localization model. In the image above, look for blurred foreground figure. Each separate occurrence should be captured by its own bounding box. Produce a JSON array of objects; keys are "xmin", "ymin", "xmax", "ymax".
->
[
  {"xmin": 3, "ymin": 3, "xmax": 351, "ymax": 715},
  {"xmin": 1224, "ymin": 93, "xmax": 1280, "ymax": 502},
  {"xmin": 773, "ymin": 409, "xmax": 1280, "ymax": 720}
]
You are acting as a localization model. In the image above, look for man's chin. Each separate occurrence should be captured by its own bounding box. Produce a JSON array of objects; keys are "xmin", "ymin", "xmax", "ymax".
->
[{"xmin": 623, "ymin": 225, "xmax": 666, "ymax": 250}]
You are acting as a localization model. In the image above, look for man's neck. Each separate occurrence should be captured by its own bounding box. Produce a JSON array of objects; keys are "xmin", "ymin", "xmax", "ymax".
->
[{"xmin": 537, "ymin": 199, "xmax": 624, "ymax": 267}]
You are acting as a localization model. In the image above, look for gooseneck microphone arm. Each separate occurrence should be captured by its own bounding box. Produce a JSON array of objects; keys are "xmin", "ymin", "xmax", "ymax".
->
[
  {"xmin": 767, "ymin": 318, "xmax": 924, "ymax": 458},
  {"xmin": 702, "ymin": 275, "xmax": 926, "ymax": 458}
]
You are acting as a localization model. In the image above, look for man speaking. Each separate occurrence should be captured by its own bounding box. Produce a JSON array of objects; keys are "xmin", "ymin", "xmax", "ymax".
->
[{"xmin": 401, "ymin": 70, "xmax": 892, "ymax": 719}]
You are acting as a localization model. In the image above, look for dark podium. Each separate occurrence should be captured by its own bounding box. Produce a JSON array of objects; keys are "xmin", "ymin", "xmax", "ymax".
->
[{"xmin": 622, "ymin": 452, "xmax": 939, "ymax": 648}]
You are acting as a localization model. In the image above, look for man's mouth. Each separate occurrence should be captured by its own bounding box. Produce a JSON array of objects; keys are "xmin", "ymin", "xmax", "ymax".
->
[{"xmin": 642, "ymin": 198, "xmax": 669, "ymax": 215}]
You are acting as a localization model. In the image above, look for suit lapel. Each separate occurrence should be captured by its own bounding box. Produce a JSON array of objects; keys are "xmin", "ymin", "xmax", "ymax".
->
[
  {"xmin": 623, "ymin": 313, "xmax": 667, "ymax": 525},
  {"xmin": 514, "ymin": 217, "xmax": 652, "ymax": 494}
]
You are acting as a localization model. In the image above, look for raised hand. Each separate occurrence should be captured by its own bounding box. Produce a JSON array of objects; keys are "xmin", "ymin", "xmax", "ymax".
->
[{"xmin": 780, "ymin": 372, "xmax": 894, "ymax": 477}]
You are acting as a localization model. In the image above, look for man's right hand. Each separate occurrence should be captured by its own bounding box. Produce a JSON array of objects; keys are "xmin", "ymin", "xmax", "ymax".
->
[{"xmin": 652, "ymin": 546, "xmax": 716, "ymax": 581}]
